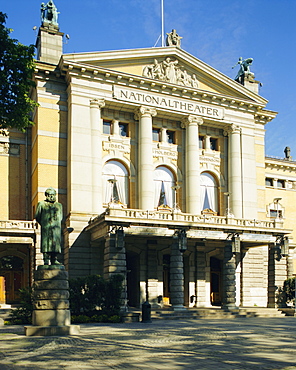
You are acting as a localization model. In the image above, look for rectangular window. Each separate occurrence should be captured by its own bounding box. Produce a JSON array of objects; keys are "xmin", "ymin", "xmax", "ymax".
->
[
  {"xmin": 199, "ymin": 136, "xmax": 204, "ymax": 149},
  {"xmin": 166, "ymin": 130, "xmax": 175, "ymax": 144},
  {"xmin": 152, "ymin": 128, "xmax": 160, "ymax": 142},
  {"xmin": 277, "ymin": 180, "xmax": 285, "ymax": 188},
  {"xmin": 210, "ymin": 138, "xmax": 218, "ymax": 151},
  {"xmin": 270, "ymin": 210, "xmax": 282, "ymax": 218},
  {"xmin": 119, "ymin": 123, "xmax": 128, "ymax": 137},
  {"xmin": 103, "ymin": 120, "xmax": 112, "ymax": 135},
  {"xmin": 265, "ymin": 178, "xmax": 273, "ymax": 187}
]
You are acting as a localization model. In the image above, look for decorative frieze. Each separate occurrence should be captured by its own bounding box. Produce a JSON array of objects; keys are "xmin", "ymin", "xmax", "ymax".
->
[
  {"xmin": 142, "ymin": 57, "xmax": 199, "ymax": 88},
  {"xmin": 0, "ymin": 142, "xmax": 20, "ymax": 156}
]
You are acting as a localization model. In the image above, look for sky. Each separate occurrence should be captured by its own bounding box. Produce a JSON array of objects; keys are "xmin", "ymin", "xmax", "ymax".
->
[{"xmin": 2, "ymin": 0, "xmax": 295, "ymax": 159}]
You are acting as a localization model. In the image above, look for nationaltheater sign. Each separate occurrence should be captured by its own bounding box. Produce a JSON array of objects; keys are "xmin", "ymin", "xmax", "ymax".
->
[{"xmin": 113, "ymin": 86, "xmax": 224, "ymax": 120}]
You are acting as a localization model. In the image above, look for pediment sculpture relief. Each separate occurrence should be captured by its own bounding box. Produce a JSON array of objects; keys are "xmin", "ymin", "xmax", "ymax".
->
[{"xmin": 142, "ymin": 58, "xmax": 199, "ymax": 88}]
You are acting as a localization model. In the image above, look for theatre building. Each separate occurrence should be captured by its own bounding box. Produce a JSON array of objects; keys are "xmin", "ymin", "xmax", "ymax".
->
[{"xmin": 0, "ymin": 16, "xmax": 296, "ymax": 310}]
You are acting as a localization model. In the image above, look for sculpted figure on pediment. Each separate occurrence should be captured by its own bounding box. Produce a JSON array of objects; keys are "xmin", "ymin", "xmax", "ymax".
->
[
  {"xmin": 142, "ymin": 58, "xmax": 199, "ymax": 88},
  {"xmin": 166, "ymin": 29, "xmax": 182, "ymax": 48}
]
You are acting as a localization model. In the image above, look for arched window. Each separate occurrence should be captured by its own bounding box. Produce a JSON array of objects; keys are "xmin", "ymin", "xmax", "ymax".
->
[
  {"xmin": 102, "ymin": 161, "xmax": 129, "ymax": 205},
  {"xmin": 154, "ymin": 166, "xmax": 175, "ymax": 208},
  {"xmin": 200, "ymin": 172, "xmax": 218, "ymax": 213}
]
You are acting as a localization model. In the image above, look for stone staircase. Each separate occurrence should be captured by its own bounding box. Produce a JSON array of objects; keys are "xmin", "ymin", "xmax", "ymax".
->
[{"xmin": 150, "ymin": 307, "xmax": 288, "ymax": 320}]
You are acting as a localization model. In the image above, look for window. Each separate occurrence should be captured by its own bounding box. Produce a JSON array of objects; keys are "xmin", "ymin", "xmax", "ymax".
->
[
  {"xmin": 210, "ymin": 138, "xmax": 218, "ymax": 151},
  {"xmin": 152, "ymin": 128, "xmax": 160, "ymax": 142},
  {"xmin": 119, "ymin": 123, "xmax": 128, "ymax": 137},
  {"xmin": 270, "ymin": 210, "xmax": 282, "ymax": 218},
  {"xmin": 166, "ymin": 130, "xmax": 175, "ymax": 144},
  {"xmin": 265, "ymin": 178, "xmax": 273, "ymax": 187},
  {"xmin": 153, "ymin": 166, "xmax": 175, "ymax": 208},
  {"xmin": 200, "ymin": 172, "xmax": 218, "ymax": 213},
  {"xmin": 102, "ymin": 161, "xmax": 128, "ymax": 205},
  {"xmin": 103, "ymin": 120, "xmax": 112, "ymax": 135},
  {"xmin": 199, "ymin": 136, "xmax": 204, "ymax": 149},
  {"xmin": 277, "ymin": 180, "xmax": 285, "ymax": 188}
]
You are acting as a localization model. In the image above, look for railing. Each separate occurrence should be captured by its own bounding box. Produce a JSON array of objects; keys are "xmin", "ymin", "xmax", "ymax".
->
[{"xmin": 101, "ymin": 207, "xmax": 280, "ymax": 230}]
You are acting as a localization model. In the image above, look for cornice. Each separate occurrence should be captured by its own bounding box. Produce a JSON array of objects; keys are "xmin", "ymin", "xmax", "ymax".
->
[
  {"xmin": 57, "ymin": 59, "xmax": 276, "ymax": 122},
  {"xmin": 265, "ymin": 156, "xmax": 296, "ymax": 171}
]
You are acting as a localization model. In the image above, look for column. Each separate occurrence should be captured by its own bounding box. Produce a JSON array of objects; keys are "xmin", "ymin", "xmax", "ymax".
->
[
  {"xmin": 228, "ymin": 124, "xmax": 242, "ymax": 218},
  {"xmin": 222, "ymin": 242, "xmax": 237, "ymax": 309},
  {"xmin": 103, "ymin": 234, "xmax": 127, "ymax": 310},
  {"xmin": 135, "ymin": 106, "xmax": 157, "ymax": 210},
  {"xmin": 170, "ymin": 240, "xmax": 185, "ymax": 310},
  {"xmin": 268, "ymin": 244, "xmax": 288, "ymax": 307},
  {"xmin": 181, "ymin": 115, "xmax": 203, "ymax": 214},
  {"xmin": 90, "ymin": 98, "xmax": 105, "ymax": 215}
]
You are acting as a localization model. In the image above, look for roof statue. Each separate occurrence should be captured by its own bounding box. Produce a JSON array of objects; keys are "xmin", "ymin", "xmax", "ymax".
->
[
  {"xmin": 142, "ymin": 57, "xmax": 198, "ymax": 88},
  {"xmin": 166, "ymin": 29, "xmax": 182, "ymax": 48},
  {"xmin": 41, "ymin": 1, "xmax": 59, "ymax": 28},
  {"xmin": 232, "ymin": 57, "xmax": 254, "ymax": 85}
]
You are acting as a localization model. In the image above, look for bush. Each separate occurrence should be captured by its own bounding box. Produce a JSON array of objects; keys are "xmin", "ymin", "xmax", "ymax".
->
[
  {"xmin": 8, "ymin": 287, "xmax": 33, "ymax": 324},
  {"xmin": 276, "ymin": 277, "xmax": 296, "ymax": 307},
  {"xmin": 69, "ymin": 274, "xmax": 124, "ymax": 318}
]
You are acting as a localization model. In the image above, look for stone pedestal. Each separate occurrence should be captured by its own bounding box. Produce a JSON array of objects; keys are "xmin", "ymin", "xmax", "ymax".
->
[{"xmin": 25, "ymin": 267, "xmax": 80, "ymax": 336}]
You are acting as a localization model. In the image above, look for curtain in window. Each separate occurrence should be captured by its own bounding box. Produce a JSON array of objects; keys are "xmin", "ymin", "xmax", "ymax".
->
[
  {"xmin": 200, "ymin": 172, "xmax": 218, "ymax": 212},
  {"xmin": 153, "ymin": 166, "xmax": 175, "ymax": 208},
  {"xmin": 102, "ymin": 161, "xmax": 128, "ymax": 205}
]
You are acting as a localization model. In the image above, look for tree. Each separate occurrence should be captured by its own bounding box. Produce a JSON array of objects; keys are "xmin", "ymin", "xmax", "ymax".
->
[{"xmin": 0, "ymin": 12, "xmax": 38, "ymax": 131}]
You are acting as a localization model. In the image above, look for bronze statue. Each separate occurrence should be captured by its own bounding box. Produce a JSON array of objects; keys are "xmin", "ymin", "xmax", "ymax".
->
[
  {"xmin": 35, "ymin": 188, "xmax": 63, "ymax": 266},
  {"xmin": 232, "ymin": 57, "xmax": 254, "ymax": 85},
  {"xmin": 41, "ymin": 0, "xmax": 59, "ymax": 27}
]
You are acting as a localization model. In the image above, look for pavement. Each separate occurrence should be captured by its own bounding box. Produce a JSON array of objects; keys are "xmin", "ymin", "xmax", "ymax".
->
[{"xmin": 0, "ymin": 317, "xmax": 296, "ymax": 370}]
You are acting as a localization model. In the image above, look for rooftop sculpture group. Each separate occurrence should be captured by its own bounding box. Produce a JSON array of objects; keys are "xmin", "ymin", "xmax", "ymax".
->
[{"xmin": 41, "ymin": 0, "xmax": 59, "ymax": 28}]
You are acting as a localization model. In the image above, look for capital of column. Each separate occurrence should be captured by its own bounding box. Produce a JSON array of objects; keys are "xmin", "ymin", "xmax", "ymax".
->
[
  {"xmin": 90, "ymin": 98, "xmax": 105, "ymax": 109},
  {"xmin": 181, "ymin": 115, "xmax": 203, "ymax": 128},
  {"xmin": 223, "ymin": 124, "xmax": 241, "ymax": 136},
  {"xmin": 134, "ymin": 106, "xmax": 157, "ymax": 120}
]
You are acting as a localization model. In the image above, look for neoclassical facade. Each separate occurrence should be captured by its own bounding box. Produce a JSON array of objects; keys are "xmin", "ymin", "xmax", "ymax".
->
[{"xmin": 0, "ymin": 21, "xmax": 295, "ymax": 309}]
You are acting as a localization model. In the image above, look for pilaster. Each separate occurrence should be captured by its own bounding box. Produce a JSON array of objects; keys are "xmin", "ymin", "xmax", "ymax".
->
[
  {"xmin": 170, "ymin": 240, "xmax": 185, "ymax": 310},
  {"xmin": 222, "ymin": 243, "xmax": 237, "ymax": 309},
  {"xmin": 181, "ymin": 115, "xmax": 203, "ymax": 214}
]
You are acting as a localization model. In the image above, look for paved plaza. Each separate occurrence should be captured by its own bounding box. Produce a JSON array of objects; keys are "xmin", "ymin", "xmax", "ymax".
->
[{"xmin": 0, "ymin": 317, "xmax": 296, "ymax": 370}]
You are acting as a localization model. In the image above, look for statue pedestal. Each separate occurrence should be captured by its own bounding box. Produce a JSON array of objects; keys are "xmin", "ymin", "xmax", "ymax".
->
[{"xmin": 25, "ymin": 266, "xmax": 80, "ymax": 336}]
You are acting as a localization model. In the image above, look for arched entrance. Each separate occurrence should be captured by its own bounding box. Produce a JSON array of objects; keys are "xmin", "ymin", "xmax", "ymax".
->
[{"xmin": 0, "ymin": 255, "xmax": 25, "ymax": 304}]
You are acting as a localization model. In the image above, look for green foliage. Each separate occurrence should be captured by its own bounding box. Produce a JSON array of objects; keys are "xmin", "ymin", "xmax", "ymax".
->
[
  {"xmin": 0, "ymin": 12, "xmax": 38, "ymax": 131},
  {"xmin": 276, "ymin": 277, "xmax": 296, "ymax": 307},
  {"xmin": 69, "ymin": 274, "xmax": 124, "ymax": 317},
  {"xmin": 8, "ymin": 287, "xmax": 33, "ymax": 324}
]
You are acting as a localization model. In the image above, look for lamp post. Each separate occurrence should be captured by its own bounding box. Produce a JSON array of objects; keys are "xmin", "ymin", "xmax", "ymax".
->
[{"xmin": 172, "ymin": 185, "xmax": 180, "ymax": 210}]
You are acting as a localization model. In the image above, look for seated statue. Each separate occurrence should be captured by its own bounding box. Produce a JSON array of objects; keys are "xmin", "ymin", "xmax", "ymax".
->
[{"xmin": 166, "ymin": 29, "xmax": 182, "ymax": 48}]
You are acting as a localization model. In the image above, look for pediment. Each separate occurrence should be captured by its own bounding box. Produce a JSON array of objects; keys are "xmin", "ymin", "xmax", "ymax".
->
[{"xmin": 62, "ymin": 46, "xmax": 267, "ymax": 106}]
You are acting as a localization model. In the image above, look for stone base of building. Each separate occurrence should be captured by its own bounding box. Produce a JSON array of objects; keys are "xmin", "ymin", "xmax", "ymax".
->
[{"xmin": 24, "ymin": 325, "xmax": 80, "ymax": 336}]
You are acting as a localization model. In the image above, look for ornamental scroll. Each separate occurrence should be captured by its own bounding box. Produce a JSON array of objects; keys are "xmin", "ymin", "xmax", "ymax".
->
[{"xmin": 142, "ymin": 57, "xmax": 199, "ymax": 88}]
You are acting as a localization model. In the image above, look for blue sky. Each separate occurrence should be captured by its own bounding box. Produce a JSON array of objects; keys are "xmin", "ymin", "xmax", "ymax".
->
[{"xmin": 2, "ymin": 0, "xmax": 295, "ymax": 158}]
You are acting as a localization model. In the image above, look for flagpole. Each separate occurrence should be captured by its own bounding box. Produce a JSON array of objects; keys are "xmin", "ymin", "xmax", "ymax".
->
[{"xmin": 161, "ymin": 0, "xmax": 165, "ymax": 47}]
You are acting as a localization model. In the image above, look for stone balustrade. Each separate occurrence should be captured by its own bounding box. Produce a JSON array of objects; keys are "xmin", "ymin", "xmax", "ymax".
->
[
  {"xmin": 91, "ymin": 207, "xmax": 282, "ymax": 232},
  {"xmin": 0, "ymin": 220, "xmax": 36, "ymax": 232}
]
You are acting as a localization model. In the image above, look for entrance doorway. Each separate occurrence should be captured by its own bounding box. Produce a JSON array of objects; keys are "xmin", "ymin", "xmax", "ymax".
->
[
  {"xmin": 163, "ymin": 254, "xmax": 170, "ymax": 305},
  {"xmin": 126, "ymin": 252, "xmax": 140, "ymax": 307},
  {"xmin": 210, "ymin": 257, "xmax": 222, "ymax": 306},
  {"xmin": 0, "ymin": 256, "xmax": 24, "ymax": 304}
]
